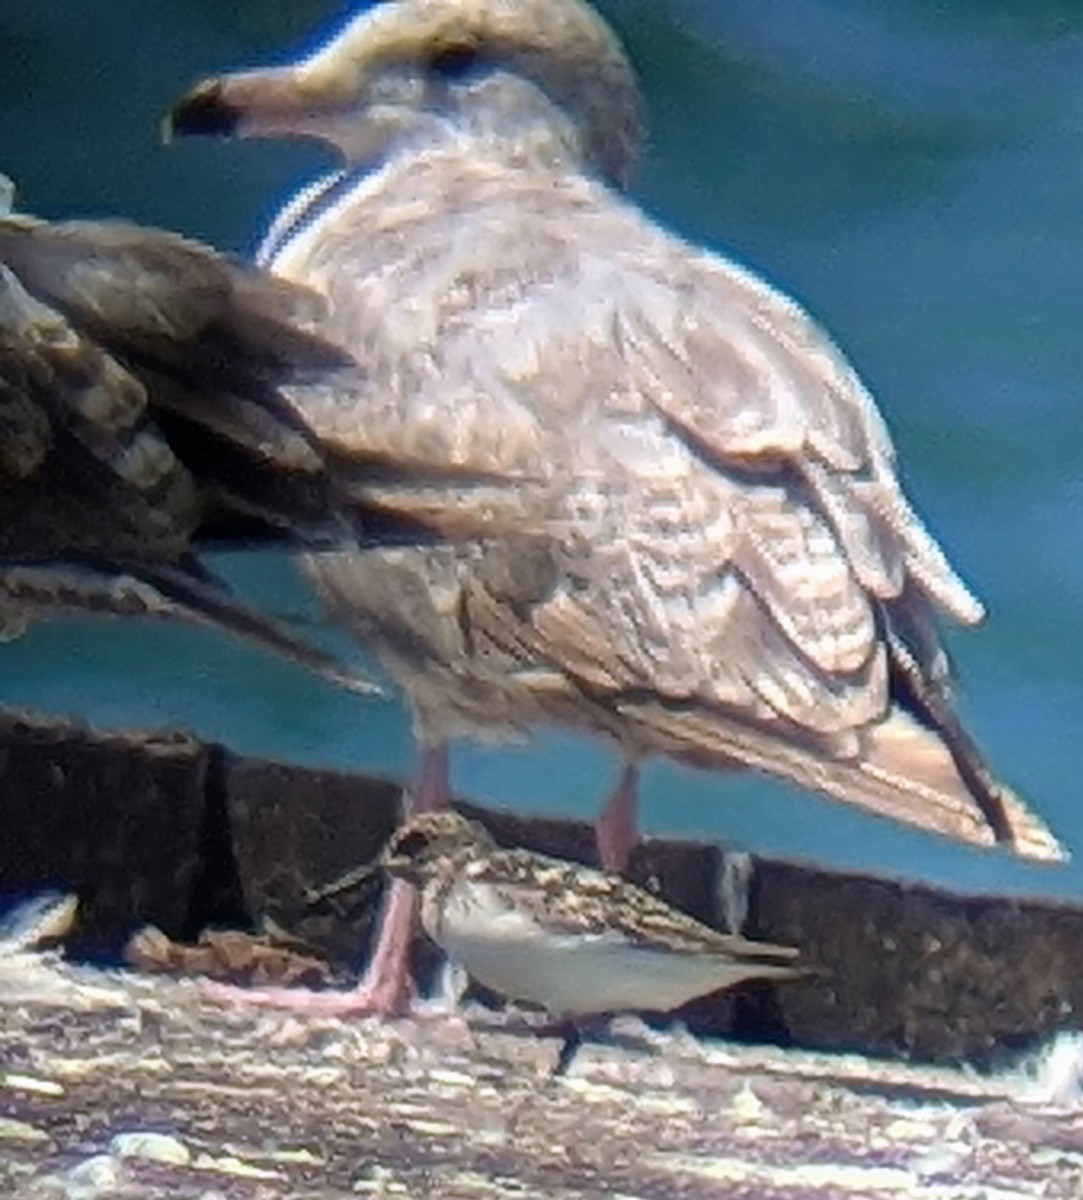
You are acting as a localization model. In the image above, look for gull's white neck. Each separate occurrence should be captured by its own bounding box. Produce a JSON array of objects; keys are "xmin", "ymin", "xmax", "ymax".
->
[{"xmin": 258, "ymin": 167, "xmax": 363, "ymax": 274}]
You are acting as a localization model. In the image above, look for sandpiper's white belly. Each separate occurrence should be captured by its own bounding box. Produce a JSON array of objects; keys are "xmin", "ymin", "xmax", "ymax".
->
[{"xmin": 428, "ymin": 879, "xmax": 759, "ymax": 1016}]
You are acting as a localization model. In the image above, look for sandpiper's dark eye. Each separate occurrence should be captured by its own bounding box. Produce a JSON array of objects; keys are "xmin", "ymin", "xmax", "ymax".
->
[
  {"xmin": 428, "ymin": 42, "xmax": 481, "ymax": 79},
  {"xmin": 394, "ymin": 830, "xmax": 431, "ymax": 858}
]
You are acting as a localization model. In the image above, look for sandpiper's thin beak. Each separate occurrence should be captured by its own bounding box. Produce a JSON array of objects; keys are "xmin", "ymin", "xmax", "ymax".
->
[
  {"xmin": 380, "ymin": 849, "xmax": 412, "ymax": 880},
  {"xmin": 303, "ymin": 859, "xmax": 380, "ymax": 907},
  {"xmin": 381, "ymin": 845, "xmax": 453, "ymax": 888}
]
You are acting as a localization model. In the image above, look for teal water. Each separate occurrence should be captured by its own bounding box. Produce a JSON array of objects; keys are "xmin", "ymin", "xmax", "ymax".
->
[{"xmin": 3, "ymin": 1, "xmax": 1083, "ymax": 899}]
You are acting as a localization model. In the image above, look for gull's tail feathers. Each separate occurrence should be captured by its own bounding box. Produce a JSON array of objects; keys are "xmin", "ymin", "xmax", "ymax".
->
[{"xmin": 619, "ymin": 695, "xmax": 1064, "ymax": 866}]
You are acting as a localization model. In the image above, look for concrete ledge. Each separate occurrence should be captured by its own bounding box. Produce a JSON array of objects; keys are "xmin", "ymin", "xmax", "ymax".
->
[
  {"xmin": 0, "ymin": 710, "xmax": 210, "ymax": 959},
  {"xmin": 2, "ymin": 706, "xmax": 1080, "ymax": 1064}
]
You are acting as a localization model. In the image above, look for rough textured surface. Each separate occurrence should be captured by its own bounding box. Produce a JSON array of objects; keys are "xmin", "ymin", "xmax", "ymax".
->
[
  {"xmin": 1, "ymin": 951, "xmax": 1081, "ymax": 1200},
  {"xmin": 3, "ymin": 707, "xmax": 1083, "ymax": 1066}
]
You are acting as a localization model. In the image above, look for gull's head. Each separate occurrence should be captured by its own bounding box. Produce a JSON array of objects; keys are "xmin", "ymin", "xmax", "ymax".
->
[
  {"xmin": 382, "ymin": 809, "xmax": 496, "ymax": 885},
  {"xmin": 167, "ymin": 0, "xmax": 641, "ymax": 186}
]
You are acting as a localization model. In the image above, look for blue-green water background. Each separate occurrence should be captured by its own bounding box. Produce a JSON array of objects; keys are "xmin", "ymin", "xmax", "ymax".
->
[{"xmin": 3, "ymin": 1, "xmax": 1083, "ymax": 900}]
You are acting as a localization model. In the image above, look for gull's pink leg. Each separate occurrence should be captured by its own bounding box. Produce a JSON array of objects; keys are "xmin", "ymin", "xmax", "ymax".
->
[
  {"xmin": 595, "ymin": 760, "xmax": 640, "ymax": 875},
  {"xmin": 205, "ymin": 743, "xmax": 450, "ymax": 1016}
]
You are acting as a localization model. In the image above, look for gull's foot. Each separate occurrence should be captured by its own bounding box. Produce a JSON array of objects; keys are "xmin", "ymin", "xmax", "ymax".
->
[
  {"xmin": 201, "ymin": 970, "xmax": 413, "ymax": 1017},
  {"xmin": 197, "ymin": 748, "xmax": 453, "ymax": 1021}
]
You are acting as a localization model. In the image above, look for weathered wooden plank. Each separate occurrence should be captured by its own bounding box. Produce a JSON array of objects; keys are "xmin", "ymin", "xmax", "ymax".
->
[{"xmin": 0, "ymin": 952, "xmax": 1079, "ymax": 1200}]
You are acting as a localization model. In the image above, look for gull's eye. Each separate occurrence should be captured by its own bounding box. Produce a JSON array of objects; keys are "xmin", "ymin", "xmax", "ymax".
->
[{"xmin": 428, "ymin": 42, "xmax": 481, "ymax": 79}]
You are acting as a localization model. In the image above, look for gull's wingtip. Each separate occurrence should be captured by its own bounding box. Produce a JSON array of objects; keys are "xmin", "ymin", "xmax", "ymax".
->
[{"xmin": 1003, "ymin": 796, "xmax": 1069, "ymax": 865}]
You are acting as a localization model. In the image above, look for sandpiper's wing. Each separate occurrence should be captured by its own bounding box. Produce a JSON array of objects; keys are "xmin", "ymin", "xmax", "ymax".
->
[{"xmin": 461, "ymin": 849, "xmax": 800, "ymax": 966}]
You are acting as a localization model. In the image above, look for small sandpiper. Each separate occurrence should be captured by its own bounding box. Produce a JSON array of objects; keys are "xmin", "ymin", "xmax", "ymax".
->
[{"xmin": 382, "ymin": 810, "xmax": 804, "ymax": 1068}]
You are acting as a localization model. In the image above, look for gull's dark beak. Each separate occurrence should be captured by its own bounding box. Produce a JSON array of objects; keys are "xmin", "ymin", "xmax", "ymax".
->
[
  {"xmin": 165, "ymin": 78, "xmax": 245, "ymax": 142},
  {"xmin": 164, "ymin": 65, "xmax": 329, "ymax": 147}
]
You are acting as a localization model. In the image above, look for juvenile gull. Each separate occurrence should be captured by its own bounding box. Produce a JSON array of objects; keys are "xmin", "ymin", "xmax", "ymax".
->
[{"xmin": 170, "ymin": 0, "xmax": 1062, "ymax": 1013}]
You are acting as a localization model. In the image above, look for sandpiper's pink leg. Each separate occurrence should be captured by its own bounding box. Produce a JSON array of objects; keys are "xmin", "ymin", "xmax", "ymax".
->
[
  {"xmin": 205, "ymin": 743, "xmax": 450, "ymax": 1016},
  {"xmin": 595, "ymin": 760, "xmax": 640, "ymax": 875}
]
